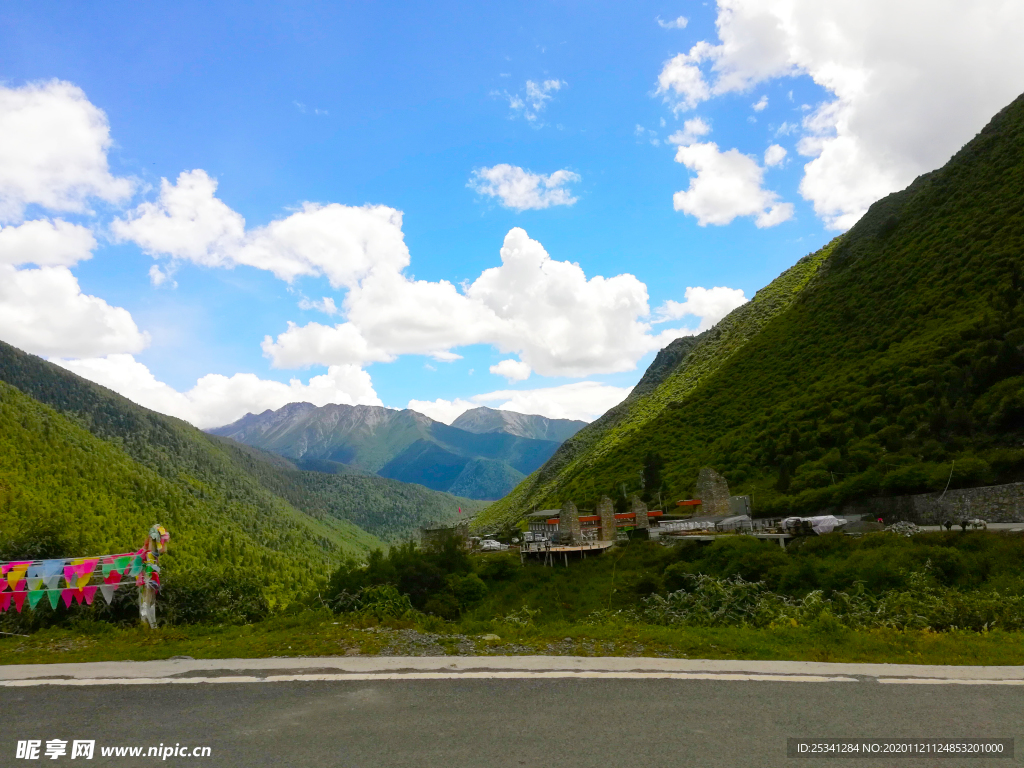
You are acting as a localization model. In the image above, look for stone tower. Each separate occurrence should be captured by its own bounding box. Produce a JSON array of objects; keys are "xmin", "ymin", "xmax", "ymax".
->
[
  {"xmin": 558, "ymin": 500, "xmax": 581, "ymax": 545},
  {"xmin": 596, "ymin": 495, "xmax": 617, "ymax": 541},
  {"xmin": 630, "ymin": 495, "xmax": 650, "ymax": 529},
  {"xmin": 695, "ymin": 467, "xmax": 731, "ymax": 517}
]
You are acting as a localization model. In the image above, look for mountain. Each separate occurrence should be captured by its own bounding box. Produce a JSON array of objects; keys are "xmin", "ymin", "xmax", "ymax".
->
[
  {"xmin": 450, "ymin": 406, "xmax": 585, "ymax": 442},
  {"xmin": 476, "ymin": 91, "xmax": 1024, "ymax": 530},
  {"xmin": 0, "ymin": 341, "xmax": 486, "ymax": 604},
  {"xmin": 209, "ymin": 403, "xmax": 566, "ymax": 499}
]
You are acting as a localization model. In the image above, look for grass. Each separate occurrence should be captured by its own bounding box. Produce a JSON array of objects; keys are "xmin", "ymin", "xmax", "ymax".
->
[{"xmin": 2, "ymin": 611, "xmax": 1022, "ymax": 667}]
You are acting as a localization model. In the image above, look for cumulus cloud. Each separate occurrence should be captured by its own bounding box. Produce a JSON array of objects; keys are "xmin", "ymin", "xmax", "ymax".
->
[
  {"xmin": 0, "ymin": 265, "xmax": 149, "ymax": 358},
  {"xmin": 114, "ymin": 173, "xmax": 743, "ymax": 378},
  {"xmin": 0, "ymin": 219, "xmax": 96, "ymax": 267},
  {"xmin": 657, "ymin": 15, "xmax": 689, "ymax": 29},
  {"xmin": 55, "ymin": 354, "xmax": 382, "ymax": 430},
  {"xmin": 763, "ymin": 144, "xmax": 787, "ymax": 167},
  {"xmin": 0, "ymin": 80, "xmax": 133, "ymax": 222},
  {"xmin": 752, "ymin": 95, "xmax": 768, "ymax": 112},
  {"xmin": 468, "ymin": 164, "xmax": 580, "ymax": 211},
  {"xmin": 672, "ymin": 142, "xmax": 794, "ymax": 227},
  {"xmin": 262, "ymin": 228, "xmax": 688, "ymax": 378},
  {"xmin": 655, "ymin": 286, "xmax": 748, "ymax": 331},
  {"xmin": 489, "ymin": 358, "xmax": 531, "ymax": 382},
  {"xmin": 112, "ymin": 170, "xmax": 410, "ymax": 288},
  {"xmin": 654, "ymin": 0, "xmax": 1024, "ymax": 229}
]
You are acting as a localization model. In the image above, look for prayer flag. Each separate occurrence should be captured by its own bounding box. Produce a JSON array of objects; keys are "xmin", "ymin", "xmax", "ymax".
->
[
  {"xmin": 6, "ymin": 566, "xmax": 28, "ymax": 591},
  {"xmin": 47, "ymin": 589, "xmax": 60, "ymax": 610},
  {"xmin": 99, "ymin": 584, "xmax": 119, "ymax": 605},
  {"xmin": 28, "ymin": 590, "xmax": 45, "ymax": 610},
  {"xmin": 61, "ymin": 589, "xmax": 74, "ymax": 608},
  {"xmin": 12, "ymin": 591, "xmax": 27, "ymax": 612},
  {"xmin": 82, "ymin": 586, "xmax": 97, "ymax": 605}
]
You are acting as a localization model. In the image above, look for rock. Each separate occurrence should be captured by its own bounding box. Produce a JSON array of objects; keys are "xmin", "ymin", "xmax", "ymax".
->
[
  {"xmin": 885, "ymin": 521, "xmax": 921, "ymax": 537},
  {"xmin": 480, "ymin": 634, "xmax": 501, "ymax": 641}
]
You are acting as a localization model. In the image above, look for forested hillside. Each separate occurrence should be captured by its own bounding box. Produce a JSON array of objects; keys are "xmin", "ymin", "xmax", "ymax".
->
[
  {"xmin": 0, "ymin": 381, "xmax": 381, "ymax": 605},
  {"xmin": 477, "ymin": 91, "xmax": 1024, "ymax": 529},
  {"xmin": 209, "ymin": 437, "xmax": 488, "ymax": 542}
]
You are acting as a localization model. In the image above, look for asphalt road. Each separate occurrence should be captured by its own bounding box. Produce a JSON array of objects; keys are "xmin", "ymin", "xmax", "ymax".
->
[{"xmin": 2, "ymin": 657, "xmax": 1022, "ymax": 768}]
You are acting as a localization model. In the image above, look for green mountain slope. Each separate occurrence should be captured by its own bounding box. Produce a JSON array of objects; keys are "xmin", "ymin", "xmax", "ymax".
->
[
  {"xmin": 211, "ymin": 403, "xmax": 563, "ymax": 499},
  {"xmin": 0, "ymin": 380, "xmax": 380, "ymax": 606},
  {"xmin": 477, "ymin": 91, "xmax": 1024, "ymax": 529},
  {"xmin": 207, "ymin": 437, "xmax": 489, "ymax": 542}
]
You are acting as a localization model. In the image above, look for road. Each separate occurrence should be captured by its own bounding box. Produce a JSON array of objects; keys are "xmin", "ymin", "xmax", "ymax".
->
[{"xmin": 2, "ymin": 657, "xmax": 1022, "ymax": 767}]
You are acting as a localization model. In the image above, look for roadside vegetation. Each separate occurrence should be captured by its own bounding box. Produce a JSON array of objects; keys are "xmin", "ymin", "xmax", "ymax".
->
[{"xmin": 5, "ymin": 532, "xmax": 1023, "ymax": 666}]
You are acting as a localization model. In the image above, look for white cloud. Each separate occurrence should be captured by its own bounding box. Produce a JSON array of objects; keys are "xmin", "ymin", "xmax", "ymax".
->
[
  {"xmin": 505, "ymin": 79, "xmax": 565, "ymax": 123},
  {"xmin": 668, "ymin": 117, "xmax": 712, "ymax": 146},
  {"xmin": 262, "ymin": 228, "xmax": 705, "ymax": 377},
  {"xmin": 54, "ymin": 354, "xmax": 381, "ymax": 430},
  {"xmin": 0, "ymin": 265, "xmax": 149, "ymax": 358},
  {"xmin": 116, "ymin": 171, "xmax": 742, "ymax": 379},
  {"xmin": 112, "ymin": 169, "xmax": 411, "ymax": 288},
  {"xmin": 474, "ymin": 381, "xmax": 632, "ymax": 422},
  {"xmin": 657, "ymin": 15, "xmax": 689, "ymax": 29},
  {"xmin": 406, "ymin": 397, "xmax": 478, "ymax": 425},
  {"xmin": 656, "ymin": 42, "xmax": 716, "ymax": 112},
  {"xmin": 298, "ymin": 296, "xmax": 340, "ymax": 315},
  {"xmin": 468, "ymin": 164, "xmax": 580, "ymax": 211},
  {"xmin": 490, "ymin": 358, "xmax": 531, "ymax": 382},
  {"xmin": 409, "ymin": 381, "xmax": 631, "ymax": 424},
  {"xmin": 148, "ymin": 263, "xmax": 176, "ymax": 287},
  {"xmin": 0, "ymin": 219, "xmax": 96, "ymax": 267},
  {"xmin": 752, "ymin": 95, "xmax": 769, "ymax": 112},
  {"xmin": 0, "ymin": 80, "xmax": 133, "ymax": 222},
  {"xmin": 655, "ymin": 286, "xmax": 748, "ymax": 331},
  {"xmin": 672, "ymin": 142, "xmax": 794, "ymax": 227},
  {"xmin": 654, "ymin": 0, "xmax": 1024, "ymax": 229},
  {"xmin": 763, "ymin": 144, "xmax": 787, "ymax": 167}
]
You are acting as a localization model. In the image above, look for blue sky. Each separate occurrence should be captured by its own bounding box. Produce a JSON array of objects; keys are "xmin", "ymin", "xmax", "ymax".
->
[{"xmin": 2, "ymin": 1, "xmax": 1022, "ymax": 428}]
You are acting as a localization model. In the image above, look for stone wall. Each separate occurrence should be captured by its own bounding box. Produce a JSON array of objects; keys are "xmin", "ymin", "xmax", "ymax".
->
[
  {"xmin": 631, "ymin": 495, "xmax": 650, "ymax": 529},
  {"xmin": 829, "ymin": 482, "xmax": 1024, "ymax": 524},
  {"xmin": 597, "ymin": 496, "xmax": 617, "ymax": 541},
  {"xmin": 559, "ymin": 500, "xmax": 581, "ymax": 544}
]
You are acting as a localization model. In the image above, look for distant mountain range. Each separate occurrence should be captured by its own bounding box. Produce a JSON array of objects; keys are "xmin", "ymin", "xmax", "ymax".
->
[{"xmin": 208, "ymin": 405, "xmax": 586, "ymax": 500}]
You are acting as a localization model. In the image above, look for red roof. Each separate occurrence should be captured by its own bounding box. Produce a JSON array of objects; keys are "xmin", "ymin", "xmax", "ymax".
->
[
  {"xmin": 676, "ymin": 499, "xmax": 703, "ymax": 506},
  {"xmin": 543, "ymin": 510, "xmax": 664, "ymax": 525}
]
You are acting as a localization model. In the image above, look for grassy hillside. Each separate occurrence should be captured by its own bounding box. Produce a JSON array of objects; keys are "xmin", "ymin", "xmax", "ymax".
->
[
  {"xmin": 477, "ymin": 91, "xmax": 1024, "ymax": 529},
  {"xmin": 0, "ymin": 381, "xmax": 381, "ymax": 605}
]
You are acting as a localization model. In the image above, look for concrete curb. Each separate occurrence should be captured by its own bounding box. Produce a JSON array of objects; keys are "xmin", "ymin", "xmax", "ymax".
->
[{"xmin": 1, "ymin": 655, "xmax": 1022, "ymax": 684}]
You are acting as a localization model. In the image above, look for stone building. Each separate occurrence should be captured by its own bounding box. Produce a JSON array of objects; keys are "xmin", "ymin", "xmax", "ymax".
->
[
  {"xmin": 558, "ymin": 500, "xmax": 581, "ymax": 546},
  {"xmin": 696, "ymin": 467, "xmax": 732, "ymax": 517}
]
